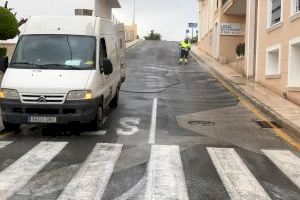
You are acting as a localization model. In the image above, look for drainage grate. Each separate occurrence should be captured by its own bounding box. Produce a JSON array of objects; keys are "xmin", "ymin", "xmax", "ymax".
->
[
  {"xmin": 188, "ymin": 121, "xmax": 215, "ymax": 126},
  {"xmin": 252, "ymin": 120, "xmax": 281, "ymax": 129}
]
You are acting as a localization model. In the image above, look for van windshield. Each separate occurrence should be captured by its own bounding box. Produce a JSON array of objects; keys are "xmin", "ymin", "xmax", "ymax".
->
[{"xmin": 11, "ymin": 35, "xmax": 96, "ymax": 70}]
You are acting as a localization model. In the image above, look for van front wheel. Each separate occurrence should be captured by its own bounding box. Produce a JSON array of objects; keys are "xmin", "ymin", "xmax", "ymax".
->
[
  {"xmin": 90, "ymin": 104, "xmax": 103, "ymax": 131},
  {"xmin": 110, "ymin": 87, "xmax": 119, "ymax": 108}
]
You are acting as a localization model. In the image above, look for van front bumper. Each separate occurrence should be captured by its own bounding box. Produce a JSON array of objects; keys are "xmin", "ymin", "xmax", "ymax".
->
[{"xmin": 0, "ymin": 98, "xmax": 100, "ymax": 124}]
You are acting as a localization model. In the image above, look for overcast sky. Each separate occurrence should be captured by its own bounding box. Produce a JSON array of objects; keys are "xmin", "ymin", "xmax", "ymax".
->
[
  {"xmin": 1, "ymin": 0, "xmax": 198, "ymax": 41},
  {"xmin": 113, "ymin": 0, "xmax": 199, "ymax": 41}
]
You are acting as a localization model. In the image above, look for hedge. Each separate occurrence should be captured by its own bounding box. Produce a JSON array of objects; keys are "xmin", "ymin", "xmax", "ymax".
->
[{"xmin": 0, "ymin": 7, "xmax": 19, "ymax": 40}]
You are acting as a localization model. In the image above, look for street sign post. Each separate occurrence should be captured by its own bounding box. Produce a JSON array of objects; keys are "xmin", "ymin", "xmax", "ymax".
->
[{"xmin": 188, "ymin": 23, "xmax": 198, "ymax": 40}]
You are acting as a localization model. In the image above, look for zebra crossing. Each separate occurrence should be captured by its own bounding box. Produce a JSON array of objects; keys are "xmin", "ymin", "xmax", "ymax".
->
[{"xmin": 0, "ymin": 141, "xmax": 299, "ymax": 200}]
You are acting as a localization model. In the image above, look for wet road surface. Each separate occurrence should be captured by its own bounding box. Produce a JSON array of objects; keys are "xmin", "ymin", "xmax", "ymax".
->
[{"xmin": 0, "ymin": 41, "xmax": 299, "ymax": 200}]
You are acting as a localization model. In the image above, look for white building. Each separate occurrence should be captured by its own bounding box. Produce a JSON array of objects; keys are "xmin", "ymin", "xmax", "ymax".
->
[
  {"xmin": 0, "ymin": 0, "xmax": 120, "ymax": 20},
  {"xmin": 0, "ymin": 0, "xmax": 121, "ymax": 59}
]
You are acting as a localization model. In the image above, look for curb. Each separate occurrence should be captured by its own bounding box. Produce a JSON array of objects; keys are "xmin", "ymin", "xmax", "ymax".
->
[
  {"xmin": 126, "ymin": 40, "xmax": 142, "ymax": 52},
  {"xmin": 191, "ymin": 51, "xmax": 300, "ymax": 139}
]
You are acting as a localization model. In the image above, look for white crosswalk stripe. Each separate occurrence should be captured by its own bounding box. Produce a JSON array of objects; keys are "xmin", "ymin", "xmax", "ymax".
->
[
  {"xmin": 0, "ymin": 141, "xmax": 68, "ymax": 200},
  {"xmin": 262, "ymin": 149, "xmax": 300, "ymax": 189},
  {"xmin": 207, "ymin": 147, "xmax": 271, "ymax": 200},
  {"xmin": 0, "ymin": 141, "xmax": 12, "ymax": 149},
  {"xmin": 1, "ymin": 141, "xmax": 300, "ymax": 200},
  {"xmin": 57, "ymin": 143, "xmax": 123, "ymax": 200},
  {"xmin": 145, "ymin": 145, "xmax": 189, "ymax": 200}
]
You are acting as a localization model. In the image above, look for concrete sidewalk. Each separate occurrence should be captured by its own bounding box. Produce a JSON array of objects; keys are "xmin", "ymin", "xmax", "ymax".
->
[{"xmin": 191, "ymin": 46, "xmax": 300, "ymax": 139}]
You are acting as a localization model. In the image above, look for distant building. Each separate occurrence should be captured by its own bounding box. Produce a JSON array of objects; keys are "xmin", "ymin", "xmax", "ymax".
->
[
  {"xmin": 197, "ymin": 0, "xmax": 300, "ymax": 105},
  {"xmin": 125, "ymin": 24, "xmax": 138, "ymax": 42}
]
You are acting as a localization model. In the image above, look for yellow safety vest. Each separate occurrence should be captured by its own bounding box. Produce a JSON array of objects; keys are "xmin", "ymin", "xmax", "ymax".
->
[{"xmin": 180, "ymin": 41, "xmax": 191, "ymax": 50}]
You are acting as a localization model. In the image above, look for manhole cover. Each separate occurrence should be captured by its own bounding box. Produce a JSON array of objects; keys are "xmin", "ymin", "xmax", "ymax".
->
[
  {"xmin": 252, "ymin": 119, "xmax": 281, "ymax": 129},
  {"xmin": 188, "ymin": 121, "xmax": 215, "ymax": 126}
]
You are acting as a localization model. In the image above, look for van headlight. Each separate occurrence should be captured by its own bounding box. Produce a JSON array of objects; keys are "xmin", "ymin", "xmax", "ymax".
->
[
  {"xmin": 0, "ymin": 89, "xmax": 20, "ymax": 99},
  {"xmin": 67, "ymin": 90, "xmax": 93, "ymax": 100}
]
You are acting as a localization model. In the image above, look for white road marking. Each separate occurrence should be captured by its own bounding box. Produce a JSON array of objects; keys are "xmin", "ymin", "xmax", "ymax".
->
[
  {"xmin": 262, "ymin": 150, "xmax": 300, "ymax": 189},
  {"xmin": 0, "ymin": 142, "xmax": 68, "ymax": 200},
  {"xmin": 148, "ymin": 98, "xmax": 157, "ymax": 144},
  {"xmin": 207, "ymin": 148, "xmax": 271, "ymax": 200},
  {"xmin": 82, "ymin": 131, "xmax": 107, "ymax": 136},
  {"xmin": 145, "ymin": 145, "xmax": 189, "ymax": 200},
  {"xmin": 103, "ymin": 116, "xmax": 108, "ymax": 124},
  {"xmin": 57, "ymin": 143, "xmax": 123, "ymax": 200},
  {"xmin": 116, "ymin": 117, "xmax": 140, "ymax": 136},
  {"xmin": 0, "ymin": 141, "xmax": 12, "ymax": 149}
]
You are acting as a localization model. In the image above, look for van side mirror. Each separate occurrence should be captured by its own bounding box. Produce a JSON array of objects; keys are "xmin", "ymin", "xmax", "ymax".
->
[
  {"xmin": 0, "ymin": 57, "xmax": 8, "ymax": 73},
  {"xmin": 103, "ymin": 58, "xmax": 113, "ymax": 75}
]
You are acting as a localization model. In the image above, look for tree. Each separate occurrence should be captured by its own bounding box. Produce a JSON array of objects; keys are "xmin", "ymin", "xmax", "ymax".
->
[
  {"xmin": 0, "ymin": 7, "xmax": 19, "ymax": 40},
  {"xmin": 0, "ymin": 1, "xmax": 27, "ymax": 57},
  {"xmin": 144, "ymin": 30, "xmax": 162, "ymax": 41}
]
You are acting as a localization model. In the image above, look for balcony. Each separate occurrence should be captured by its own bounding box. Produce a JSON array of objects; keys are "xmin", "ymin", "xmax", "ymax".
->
[{"xmin": 222, "ymin": 0, "xmax": 246, "ymax": 15}]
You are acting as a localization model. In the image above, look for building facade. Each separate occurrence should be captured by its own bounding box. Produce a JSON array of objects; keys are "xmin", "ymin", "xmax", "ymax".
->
[
  {"xmin": 198, "ymin": 0, "xmax": 300, "ymax": 105},
  {"xmin": 125, "ymin": 24, "xmax": 138, "ymax": 42}
]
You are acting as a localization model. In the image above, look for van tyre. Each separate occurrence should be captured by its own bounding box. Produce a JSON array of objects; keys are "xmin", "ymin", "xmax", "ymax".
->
[
  {"xmin": 110, "ymin": 87, "xmax": 120, "ymax": 108},
  {"xmin": 90, "ymin": 104, "xmax": 103, "ymax": 131},
  {"xmin": 3, "ymin": 121, "xmax": 20, "ymax": 131}
]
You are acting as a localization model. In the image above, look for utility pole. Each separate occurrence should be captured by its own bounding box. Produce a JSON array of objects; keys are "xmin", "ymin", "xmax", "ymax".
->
[{"xmin": 132, "ymin": 0, "xmax": 136, "ymax": 25}]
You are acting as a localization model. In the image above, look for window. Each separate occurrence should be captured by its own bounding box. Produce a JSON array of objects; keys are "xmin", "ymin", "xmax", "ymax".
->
[
  {"xmin": 291, "ymin": 0, "xmax": 300, "ymax": 14},
  {"xmin": 99, "ymin": 38, "xmax": 108, "ymax": 72},
  {"xmin": 288, "ymin": 38, "xmax": 300, "ymax": 88},
  {"xmin": 270, "ymin": 0, "xmax": 282, "ymax": 25},
  {"xmin": 100, "ymin": 38, "xmax": 107, "ymax": 59},
  {"xmin": 11, "ymin": 35, "xmax": 96, "ymax": 70},
  {"xmin": 266, "ymin": 45, "xmax": 281, "ymax": 77}
]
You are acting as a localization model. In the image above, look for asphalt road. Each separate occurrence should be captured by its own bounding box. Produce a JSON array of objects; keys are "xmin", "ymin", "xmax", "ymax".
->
[{"xmin": 0, "ymin": 41, "xmax": 299, "ymax": 200}]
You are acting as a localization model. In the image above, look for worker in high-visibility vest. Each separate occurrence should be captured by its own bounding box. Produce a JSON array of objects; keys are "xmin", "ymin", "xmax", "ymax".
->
[{"xmin": 179, "ymin": 38, "xmax": 192, "ymax": 64}]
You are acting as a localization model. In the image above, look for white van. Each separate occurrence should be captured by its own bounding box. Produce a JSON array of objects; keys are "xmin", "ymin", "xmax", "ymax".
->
[{"xmin": 0, "ymin": 16, "xmax": 125, "ymax": 131}]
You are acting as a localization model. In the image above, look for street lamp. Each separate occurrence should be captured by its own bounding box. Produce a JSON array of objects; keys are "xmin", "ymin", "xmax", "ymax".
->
[{"xmin": 132, "ymin": 0, "xmax": 136, "ymax": 25}]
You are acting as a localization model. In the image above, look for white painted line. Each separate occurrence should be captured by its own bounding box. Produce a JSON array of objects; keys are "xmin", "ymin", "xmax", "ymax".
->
[
  {"xmin": 103, "ymin": 116, "xmax": 108, "ymax": 125},
  {"xmin": 145, "ymin": 145, "xmax": 189, "ymax": 200},
  {"xmin": 116, "ymin": 117, "xmax": 140, "ymax": 136},
  {"xmin": 207, "ymin": 148, "xmax": 271, "ymax": 200},
  {"xmin": 57, "ymin": 143, "xmax": 123, "ymax": 200},
  {"xmin": 0, "ymin": 141, "xmax": 13, "ymax": 149},
  {"xmin": 262, "ymin": 150, "xmax": 300, "ymax": 189},
  {"xmin": 0, "ymin": 142, "xmax": 68, "ymax": 199},
  {"xmin": 148, "ymin": 98, "xmax": 157, "ymax": 144},
  {"xmin": 82, "ymin": 131, "xmax": 107, "ymax": 136}
]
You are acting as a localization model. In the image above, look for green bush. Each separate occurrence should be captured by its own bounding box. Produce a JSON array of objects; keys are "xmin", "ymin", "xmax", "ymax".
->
[
  {"xmin": 0, "ymin": 47, "xmax": 7, "ymax": 58},
  {"xmin": 144, "ymin": 30, "xmax": 162, "ymax": 41},
  {"xmin": 0, "ymin": 7, "xmax": 19, "ymax": 40}
]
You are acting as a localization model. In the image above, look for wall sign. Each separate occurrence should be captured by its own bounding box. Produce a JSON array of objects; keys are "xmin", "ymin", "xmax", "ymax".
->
[{"xmin": 220, "ymin": 23, "xmax": 245, "ymax": 36}]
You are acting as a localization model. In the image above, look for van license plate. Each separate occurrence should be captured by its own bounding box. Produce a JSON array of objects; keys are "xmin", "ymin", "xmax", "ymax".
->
[{"xmin": 29, "ymin": 117, "xmax": 57, "ymax": 123}]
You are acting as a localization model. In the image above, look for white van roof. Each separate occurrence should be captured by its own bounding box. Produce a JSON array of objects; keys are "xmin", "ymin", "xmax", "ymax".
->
[{"xmin": 22, "ymin": 16, "xmax": 114, "ymax": 36}]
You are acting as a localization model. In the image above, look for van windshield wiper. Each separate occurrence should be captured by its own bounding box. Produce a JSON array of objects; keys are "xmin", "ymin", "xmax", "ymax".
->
[
  {"xmin": 43, "ymin": 64, "xmax": 83, "ymax": 70},
  {"xmin": 11, "ymin": 62, "xmax": 47, "ymax": 69}
]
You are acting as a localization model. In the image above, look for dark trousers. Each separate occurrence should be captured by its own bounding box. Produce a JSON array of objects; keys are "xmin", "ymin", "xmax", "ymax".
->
[{"xmin": 180, "ymin": 49, "xmax": 189, "ymax": 59}]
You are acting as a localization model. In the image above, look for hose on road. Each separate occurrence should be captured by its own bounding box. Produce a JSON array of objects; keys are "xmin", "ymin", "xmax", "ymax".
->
[{"xmin": 120, "ymin": 78, "xmax": 181, "ymax": 94}]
